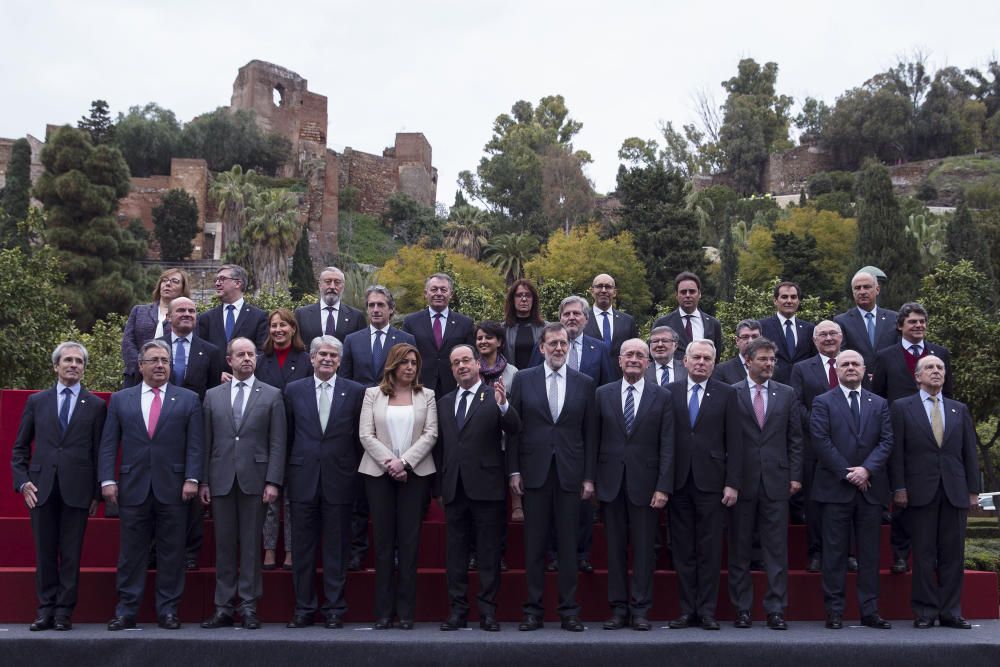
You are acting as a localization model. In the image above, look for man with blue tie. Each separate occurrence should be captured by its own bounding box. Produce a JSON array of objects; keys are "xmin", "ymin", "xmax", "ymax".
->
[
  {"xmin": 759, "ymin": 282, "xmax": 816, "ymax": 385},
  {"xmin": 644, "ymin": 326, "xmax": 688, "ymax": 387},
  {"xmin": 197, "ymin": 264, "xmax": 268, "ymax": 352},
  {"xmin": 834, "ymin": 270, "xmax": 898, "ymax": 372},
  {"xmin": 583, "ymin": 273, "xmax": 639, "ymax": 380},
  {"xmin": 12, "ymin": 342, "xmax": 107, "ymax": 632}
]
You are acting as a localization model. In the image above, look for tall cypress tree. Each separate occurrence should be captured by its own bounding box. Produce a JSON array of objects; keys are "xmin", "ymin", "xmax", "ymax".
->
[
  {"xmin": 946, "ymin": 192, "xmax": 996, "ymax": 291},
  {"xmin": 1, "ymin": 138, "xmax": 32, "ymax": 249},
  {"xmin": 289, "ymin": 225, "xmax": 314, "ymax": 301}
]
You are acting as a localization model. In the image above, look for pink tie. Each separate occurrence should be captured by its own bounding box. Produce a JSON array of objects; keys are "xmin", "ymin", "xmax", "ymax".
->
[
  {"xmin": 148, "ymin": 386, "xmax": 162, "ymax": 438},
  {"xmin": 433, "ymin": 313, "xmax": 443, "ymax": 350},
  {"xmin": 753, "ymin": 384, "xmax": 766, "ymax": 429}
]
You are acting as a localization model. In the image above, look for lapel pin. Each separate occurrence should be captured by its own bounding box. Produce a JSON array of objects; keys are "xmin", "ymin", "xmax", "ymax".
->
[
  {"xmin": 705, "ymin": 392, "xmax": 711, "ymax": 398},
  {"xmin": 344, "ymin": 318, "xmax": 350, "ymax": 323},
  {"xmin": 951, "ymin": 408, "xmax": 956, "ymax": 413},
  {"xmin": 171, "ymin": 397, "xmax": 176, "ymax": 402},
  {"xmin": 198, "ymin": 351, "xmax": 204, "ymax": 356},
  {"xmin": 479, "ymin": 392, "xmax": 484, "ymax": 402},
  {"xmin": 80, "ymin": 399, "xmax": 86, "ymax": 404},
  {"xmin": 340, "ymin": 392, "xmax": 346, "ymax": 396}
]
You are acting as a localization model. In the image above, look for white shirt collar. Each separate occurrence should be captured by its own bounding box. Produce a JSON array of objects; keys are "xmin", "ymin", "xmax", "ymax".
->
[
  {"xmin": 232, "ymin": 375, "xmax": 256, "ymax": 391},
  {"xmin": 459, "ymin": 380, "xmax": 482, "ymax": 397},
  {"xmin": 678, "ymin": 307, "xmax": 701, "ymax": 319},
  {"xmin": 623, "ymin": 376, "xmax": 644, "ymax": 392},
  {"xmin": 777, "ymin": 313, "xmax": 796, "ymax": 327},
  {"xmin": 544, "ymin": 362, "xmax": 566, "ymax": 379},
  {"xmin": 428, "ymin": 306, "xmax": 450, "ymax": 320},
  {"xmin": 369, "ymin": 324, "xmax": 390, "ymax": 335},
  {"xmin": 838, "ymin": 384, "xmax": 861, "ymax": 400},
  {"xmin": 314, "ymin": 374, "xmax": 337, "ymax": 388},
  {"xmin": 686, "ymin": 377, "xmax": 705, "ymax": 392},
  {"xmin": 225, "ymin": 297, "xmax": 245, "ymax": 312},
  {"xmin": 141, "ymin": 381, "xmax": 168, "ymax": 394},
  {"xmin": 320, "ymin": 299, "xmax": 340, "ymax": 310},
  {"xmin": 857, "ymin": 305, "xmax": 878, "ymax": 318},
  {"xmin": 56, "ymin": 381, "xmax": 81, "ymax": 395}
]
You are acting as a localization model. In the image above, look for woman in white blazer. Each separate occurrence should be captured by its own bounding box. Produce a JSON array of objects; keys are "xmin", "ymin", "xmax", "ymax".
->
[{"xmin": 359, "ymin": 343, "xmax": 438, "ymax": 629}]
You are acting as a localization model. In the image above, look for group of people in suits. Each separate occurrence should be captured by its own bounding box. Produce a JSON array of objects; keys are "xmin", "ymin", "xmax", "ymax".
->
[{"xmin": 11, "ymin": 264, "xmax": 980, "ymax": 634}]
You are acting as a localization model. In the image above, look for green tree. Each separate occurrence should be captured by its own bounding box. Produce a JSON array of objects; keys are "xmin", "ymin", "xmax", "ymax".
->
[
  {"xmin": 289, "ymin": 225, "xmax": 314, "ymax": 301},
  {"xmin": 384, "ymin": 192, "xmax": 443, "ymax": 247},
  {"xmin": 32, "ymin": 126, "xmax": 146, "ymax": 330},
  {"xmin": 906, "ymin": 212, "xmax": 946, "ymax": 271},
  {"xmin": 78, "ymin": 99, "xmax": 116, "ymax": 146},
  {"xmin": 152, "ymin": 188, "xmax": 199, "ymax": 262},
  {"xmin": 483, "ymin": 232, "xmax": 538, "ymax": 285},
  {"xmin": 443, "ymin": 205, "xmax": 491, "ymax": 259},
  {"xmin": 178, "ymin": 108, "xmax": 291, "ymax": 175},
  {"xmin": 823, "ymin": 87, "xmax": 911, "ymax": 169},
  {"xmin": 113, "ymin": 103, "xmax": 182, "ymax": 177},
  {"xmin": 377, "ymin": 246, "xmax": 505, "ymax": 316},
  {"xmin": 946, "ymin": 194, "xmax": 996, "ymax": 291},
  {"xmin": 794, "ymin": 97, "xmax": 831, "ymax": 141},
  {"xmin": 210, "ymin": 164, "xmax": 255, "ymax": 257},
  {"xmin": 854, "ymin": 161, "xmax": 920, "ymax": 308},
  {"xmin": 1, "ymin": 137, "xmax": 32, "ymax": 249},
  {"xmin": 242, "ymin": 188, "xmax": 301, "ymax": 294},
  {"xmin": 541, "ymin": 144, "xmax": 594, "ymax": 235},
  {"xmin": 718, "ymin": 224, "xmax": 739, "ymax": 302}
]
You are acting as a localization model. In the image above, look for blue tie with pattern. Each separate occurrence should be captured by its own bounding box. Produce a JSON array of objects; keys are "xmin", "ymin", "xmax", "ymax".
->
[
  {"xmin": 689, "ymin": 384, "xmax": 701, "ymax": 426},
  {"xmin": 624, "ymin": 385, "xmax": 635, "ymax": 434}
]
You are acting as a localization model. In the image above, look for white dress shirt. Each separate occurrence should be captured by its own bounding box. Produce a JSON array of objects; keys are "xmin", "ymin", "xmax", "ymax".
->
[
  {"xmin": 678, "ymin": 308, "xmax": 705, "ymax": 342},
  {"xmin": 544, "ymin": 362, "xmax": 567, "ymax": 415},
  {"xmin": 621, "ymin": 377, "xmax": 645, "ymax": 413}
]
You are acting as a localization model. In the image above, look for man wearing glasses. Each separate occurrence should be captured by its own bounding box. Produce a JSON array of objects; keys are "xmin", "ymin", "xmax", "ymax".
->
[
  {"xmin": 584, "ymin": 273, "xmax": 638, "ymax": 380},
  {"xmin": 714, "ymin": 320, "xmax": 762, "ymax": 385},
  {"xmin": 198, "ymin": 265, "xmax": 268, "ymax": 353},
  {"xmin": 645, "ymin": 326, "xmax": 688, "ymax": 387}
]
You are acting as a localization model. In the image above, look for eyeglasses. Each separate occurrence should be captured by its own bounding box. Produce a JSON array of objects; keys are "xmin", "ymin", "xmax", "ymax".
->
[
  {"xmin": 650, "ymin": 338, "xmax": 676, "ymax": 345},
  {"xmin": 214, "ymin": 276, "xmax": 236, "ymax": 284},
  {"xmin": 592, "ymin": 283, "xmax": 615, "ymax": 290},
  {"xmin": 161, "ymin": 277, "xmax": 182, "ymax": 286},
  {"xmin": 815, "ymin": 331, "xmax": 841, "ymax": 338},
  {"xmin": 737, "ymin": 334, "xmax": 760, "ymax": 341},
  {"xmin": 514, "ymin": 293, "xmax": 533, "ymax": 300},
  {"xmin": 140, "ymin": 357, "xmax": 170, "ymax": 365},
  {"xmin": 620, "ymin": 351, "xmax": 647, "ymax": 359}
]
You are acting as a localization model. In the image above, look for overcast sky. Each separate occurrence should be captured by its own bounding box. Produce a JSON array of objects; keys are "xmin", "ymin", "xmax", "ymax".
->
[{"xmin": 3, "ymin": 1, "xmax": 998, "ymax": 207}]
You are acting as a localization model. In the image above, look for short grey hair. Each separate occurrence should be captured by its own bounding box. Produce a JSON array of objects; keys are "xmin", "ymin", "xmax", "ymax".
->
[
  {"xmin": 52, "ymin": 341, "xmax": 89, "ymax": 367},
  {"xmin": 226, "ymin": 336, "xmax": 255, "ymax": 357},
  {"xmin": 558, "ymin": 295, "xmax": 591, "ymax": 320},
  {"xmin": 320, "ymin": 266, "xmax": 345, "ymax": 280},
  {"xmin": 685, "ymin": 338, "xmax": 717, "ymax": 356},
  {"xmin": 649, "ymin": 325, "xmax": 679, "ymax": 343},
  {"xmin": 364, "ymin": 284, "xmax": 395, "ymax": 311},
  {"xmin": 309, "ymin": 335, "xmax": 343, "ymax": 356},
  {"xmin": 424, "ymin": 273, "xmax": 454, "ymax": 290},
  {"xmin": 140, "ymin": 339, "xmax": 172, "ymax": 362},
  {"xmin": 735, "ymin": 319, "xmax": 762, "ymax": 335},
  {"xmin": 219, "ymin": 264, "xmax": 249, "ymax": 291}
]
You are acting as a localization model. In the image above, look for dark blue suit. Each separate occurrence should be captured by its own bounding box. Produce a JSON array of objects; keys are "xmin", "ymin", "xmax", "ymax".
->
[
  {"xmin": 401, "ymin": 308, "xmax": 476, "ymax": 396},
  {"xmin": 834, "ymin": 307, "xmax": 898, "ymax": 371},
  {"xmin": 158, "ymin": 334, "xmax": 223, "ymax": 401},
  {"xmin": 295, "ymin": 302, "xmax": 367, "ymax": 347},
  {"xmin": 583, "ymin": 308, "xmax": 639, "ymax": 380},
  {"xmin": 339, "ymin": 326, "xmax": 415, "ymax": 388},
  {"xmin": 760, "ymin": 315, "xmax": 816, "ymax": 385},
  {"xmin": 197, "ymin": 302, "xmax": 269, "ymax": 352},
  {"xmin": 529, "ymin": 334, "xmax": 612, "ymax": 387}
]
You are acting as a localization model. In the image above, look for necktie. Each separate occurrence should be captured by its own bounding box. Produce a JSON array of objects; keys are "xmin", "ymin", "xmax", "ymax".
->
[
  {"xmin": 688, "ymin": 384, "xmax": 700, "ymax": 426},
  {"xmin": 233, "ymin": 381, "xmax": 246, "ymax": 428},
  {"xmin": 59, "ymin": 387, "xmax": 72, "ymax": 432},
  {"xmin": 754, "ymin": 383, "xmax": 766, "ymax": 429},
  {"xmin": 865, "ymin": 312, "xmax": 875, "ymax": 348},
  {"xmin": 173, "ymin": 338, "xmax": 187, "ymax": 383},
  {"xmin": 225, "ymin": 304, "xmax": 236, "ymax": 341},
  {"xmin": 318, "ymin": 381, "xmax": 331, "ymax": 431},
  {"xmin": 433, "ymin": 313, "xmax": 444, "ymax": 350},
  {"xmin": 784, "ymin": 320, "xmax": 796, "ymax": 358},
  {"xmin": 568, "ymin": 340, "xmax": 580, "ymax": 371},
  {"xmin": 148, "ymin": 386, "xmax": 162, "ymax": 438},
  {"xmin": 325, "ymin": 306, "xmax": 337, "ymax": 336},
  {"xmin": 601, "ymin": 311, "xmax": 612, "ymax": 347},
  {"xmin": 849, "ymin": 390, "xmax": 860, "ymax": 432},
  {"xmin": 455, "ymin": 389, "xmax": 471, "ymax": 430},
  {"xmin": 910, "ymin": 344, "xmax": 921, "ymax": 359},
  {"xmin": 624, "ymin": 385, "xmax": 635, "ymax": 434},
  {"xmin": 684, "ymin": 314, "xmax": 693, "ymax": 342},
  {"xmin": 371, "ymin": 330, "xmax": 385, "ymax": 378},
  {"xmin": 660, "ymin": 365, "xmax": 670, "ymax": 387},
  {"xmin": 827, "ymin": 358, "xmax": 838, "ymax": 388},
  {"xmin": 548, "ymin": 372, "xmax": 560, "ymax": 422},
  {"xmin": 929, "ymin": 394, "xmax": 944, "ymax": 447}
]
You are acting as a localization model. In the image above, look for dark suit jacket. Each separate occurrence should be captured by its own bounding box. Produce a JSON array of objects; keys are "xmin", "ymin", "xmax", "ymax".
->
[
  {"xmin": 295, "ymin": 302, "xmax": 367, "ymax": 347},
  {"xmin": 158, "ymin": 334, "xmax": 223, "ymax": 401},
  {"xmin": 809, "ymin": 388, "xmax": 893, "ymax": 506},
  {"xmin": 506, "ymin": 364, "xmax": 597, "ymax": 492},
  {"xmin": 889, "ymin": 393, "xmax": 979, "ymax": 508},
  {"xmin": 197, "ymin": 301, "xmax": 269, "ymax": 352},
  {"xmin": 653, "ymin": 310, "xmax": 723, "ymax": 362},
  {"xmin": 283, "ymin": 375, "xmax": 365, "ymax": 505},
  {"xmin": 11, "ymin": 386, "xmax": 108, "ymax": 507},
  {"xmin": 98, "ymin": 383, "xmax": 204, "ymax": 506},
  {"xmin": 401, "ymin": 308, "xmax": 476, "ymax": 395},
  {"xmin": 871, "ymin": 342, "xmax": 954, "ymax": 404},
  {"xmin": 122, "ymin": 302, "xmax": 164, "ymax": 381},
  {"xmin": 668, "ymin": 378, "xmax": 742, "ymax": 493},
  {"xmin": 643, "ymin": 360, "xmax": 688, "ymax": 387},
  {"xmin": 759, "ymin": 315, "xmax": 816, "ymax": 385},
  {"xmin": 730, "ymin": 379, "xmax": 803, "ymax": 501},
  {"xmin": 713, "ymin": 355, "xmax": 748, "ymax": 385},
  {"xmin": 528, "ymin": 334, "xmax": 612, "ymax": 386},
  {"xmin": 834, "ymin": 307, "xmax": 899, "ymax": 369},
  {"xmin": 594, "ymin": 381, "xmax": 674, "ymax": 505},
  {"xmin": 434, "ymin": 385, "xmax": 521, "ymax": 504},
  {"xmin": 255, "ymin": 350, "xmax": 313, "ymax": 391},
  {"xmin": 584, "ymin": 308, "xmax": 639, "ymax": 379},
  {"xmin": 789, "ymin": 355, "xmax": 836, "ymax": 458},
  {"xmin": 339, "ymin": 326, "xmax": 416, "ymax": 387}
]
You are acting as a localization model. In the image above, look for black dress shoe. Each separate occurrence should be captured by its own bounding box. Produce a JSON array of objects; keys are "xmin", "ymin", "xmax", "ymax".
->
[
  {"xmin": 668, "ymin": 613, "xmax": 698, "ymax": 629},
  {"xmin": 826, "ymin": 613, "xmax": 843, "ymax": 629},
  {"xmin": 398, "ymin": 620, "xmax": 414, "ymax": 630},
  {"xmin": 807, "ymin": 556, "xmax": 821, "ymax": 572},
  {"xmin": 578, "ymin": 559, "xmax": 594, "ymax": 574},
  {"xmin": 348, "ymin": 555, "xmax": 363, "ymax": 571},
  {"xmin": 479, "ymin": 615, "xmax": 500, "ymax": 631},
  {"xmin": 54, "ymin": 617, "xmax": 72, "ymax": 631},
  {"xmin": 632, "ymin": 617, "xmax": 652, "ymax": 631},
  {"xmin": 603, "ymin": 615, "xmax": 628, "ymax": 630},
  {"xmin": 157, "ymin": 613, "xmax": 181, "ymax": 630},
  {"xmin": 107, "ymin": 615, "xmax": 136, "ymax": 631},
  {"xmin": 262, "ymin": 562, "xmax": 277, "ymax": 571},
  {"xmin": 286, "ymin": 614, "xmax": 314, "ymax": 628},
  {"xmin": 733, "ymin": 610, "xmax": 751, "ymax": 629},
  {"xmin": 440, "ymin": 614, "xmax": 467, "ymax": 631},
  {"xmin": 700, "ymin": 616, "xmax": 720, "ymax": 630},
  {"xmin": 890, "ymin": 558, "xmax": 908, "ymax": 574},
  {"xmin": 468, "ymin": 554, "xmax": 478, "ymax": 570},
  {"xmin": 847, "ymin": 556, "xmax": 859, "ymax": 573},
  {"xmin": 545, "ymin": 560, "xmax": 558, "ymax": 572},
  {"xmin": 185, "ymin": 559, "xmax": 199, "ymax": 571},
  {"xmin": 860, "ymin": 613, "xmax": 892, "ymax": 629},
  {"xmin": 242, "ymin": 612, "xmax": 260, "ymax": 630},
  {"xmin": 518, "ymin": 614, "xmax": 543, "ymax": 631},
  {"xmin": 29, "ymin": 617, "xmax": 54, "ymax": 631},
  {"xmin": 373, "ymin": 618, "xmax": 393, "ymax": 630},
  {"xmin": 324, "ymin": 615, "xmax": 343, "ymax": 629},
  {"xmin": 561, "ymin": 615, "xmax": 585, "ymax": 632},
  {"xmin": 913, "ymin": 617, "xmax": 934, "ymax": 629},
  {"xmin": 766, "ymin": 613, "xmax": 787, "ymax": 630},
  {"xmin": 939, "ymin": 615, "xmax": 972, "ymax": 629},
  {"xmin": 201, "ymin": 611, "xmax": 234, "ymax": 628},
  {"xmin": 750, "ymin": 560, "xmax": 765, "ymax": 571}
]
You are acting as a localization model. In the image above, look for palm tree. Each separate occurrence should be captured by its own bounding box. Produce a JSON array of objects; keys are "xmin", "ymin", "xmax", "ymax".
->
[
  {"xmin": 243, "ymin": 188, "xmax": 301, "ymax": 294},
  {"xmin": 444, "ymin": 205, "xmax": 491, "ymax": 259},
  {"xmin": 483, "ymin": 232, "xmax": 538, "ymax": 285},
  {"xmin": 210, "ymin": 165, "xmax": 256, "ymax": 249}
]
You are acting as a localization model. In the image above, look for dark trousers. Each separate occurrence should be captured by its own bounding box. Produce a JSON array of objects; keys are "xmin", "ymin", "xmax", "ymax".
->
[
  {"xmin": 116, "ymin": 494, "xmax": 187, "ymax": 617},
  {"xmin": 350, "ymin": 477, "xmax": 370, "ymax": 562},
  {"xmin": 522, "ymin": 463, "xmax": 579, "ymax": 617},
  {"xmin": 365, "ymin": 472, "xmax": 431, "ymax": 621},
  {"xmin": 803, "ymin": 458, "xmax": 823, "ymax": 558},
  {"xmin": 909, "ymin": 485, "xmax": 968, "ymax": 620},
  {"xmin": 728, "ymin": 481, "xmax": 788, "ymax": 614},
  {"xmin": 890, "ymin": 503, "xmax": 911, "ymax": 562},
  {"xmin": 547, "ymin": 498, "xmax": 593, "ymax": 563},
  {"xmin": 29, "ymin": 479, "xmax": 89, "ymax": 618},
  {"xmin": 185, "ymin": 499, "xmax": 203, "ymax": 562},
  {"xmin": 603, "ymin": 481, "xmax": 658, "ymax": 618},
  {"xmin": 289, "ymin": 489, "xmax": 352, "ymax": 618},
  {"xmin": 821, "ymin": 494, "xmax": 882, "ymax": 616},
  {"xmin": 445, "ymin": 477, "xmax": 505, "ymax": 616},
  {"xmin": 669, "ymin": 477, "xmax": 725, "ymax": 617},
  {"xmin": 212, "ymin": 489, "xmax": 266, "ymax": 614}
]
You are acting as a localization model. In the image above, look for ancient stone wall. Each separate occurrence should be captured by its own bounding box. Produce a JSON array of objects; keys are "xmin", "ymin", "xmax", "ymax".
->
[
  {"xmin": 762, "ymin": 143, "xmax": 836, "ymax": 194},
  {"xmin": 338, "ymin": 147, "xmax": 399, "ymax": 216}
]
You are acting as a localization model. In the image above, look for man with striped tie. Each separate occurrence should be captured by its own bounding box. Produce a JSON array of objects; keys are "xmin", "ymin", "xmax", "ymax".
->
[{"xmin": 645, "ymin": 326, "xmax": 688, "ymax": 387}]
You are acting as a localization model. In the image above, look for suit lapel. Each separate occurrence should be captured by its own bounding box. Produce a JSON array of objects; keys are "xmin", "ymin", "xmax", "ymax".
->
[
  {"xmin": 236, "ymin": 382, "xmax": 263, "ymax": 432},
  {"xmin": 736, "ymin": 383, "xmax": 757, "ymax": 429},
  {"xmin": 810, "ymin": 357, "xmax": 827, "ymax": 390},
  {"xmin": 336, "ymin": 305, "xmax": 355, "ymax": 337},
  {"xmin": 941, "ymin": 397, "xmax": 959, "ymax": 443},
  {"xmin": 906, "ymin": 394, "xmax": 937, "ymax": 444},
  {"xmin": 461, "ymin": 388, "xmax": 488, "ymax": 430}
]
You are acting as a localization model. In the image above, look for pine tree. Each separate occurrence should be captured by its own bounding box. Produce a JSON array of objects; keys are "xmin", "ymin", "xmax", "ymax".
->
[
  {"xmin": 718, "ymin": 225, "xmax": 739, "ymax": 302},
  {"xmin": 152, "ymin": 189, "xmax": 199, "ymax": 261},
  {"xmin": 78, "ymin": 100, "xmax": 116, "ymax": 145},
  {"xmin": 1, "ymin": 138, "xmax": 32, "ymax": 249},
  {"xmin": 946, "ymin": 192, "xmax": 996, "ymax": 290}
]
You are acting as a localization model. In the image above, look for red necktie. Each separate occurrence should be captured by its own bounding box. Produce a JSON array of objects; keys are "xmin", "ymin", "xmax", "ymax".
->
[
  {"xmin": 827, "ymin": 358, "xmax": 838, "ymax": 388},
  {"xmin": 148, "ymin": 386, "xmax": 162, "ymax": 438},
  {"xmin": 684, "ymin": 314, "xmax": 693, "ymax": 342},
  {"xmin": 433, "ymin": 313, "xmax": 443, "ymax": 350},
  {"xmin": 754, "ymin": 384, "xmax": 766, "ymax": 429}
]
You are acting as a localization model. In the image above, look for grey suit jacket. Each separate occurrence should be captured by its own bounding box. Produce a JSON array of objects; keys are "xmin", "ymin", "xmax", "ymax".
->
[
  {"xmin": 202, "ymin": 378, "xmax": 286, "ymax": 496},
  {"xmin": 644, "ymin": 360, "xmax": 688, "ymax": 387},
  {"xmin": 731, "ymin": 379, "xmax": 803, "ymax": 501}
]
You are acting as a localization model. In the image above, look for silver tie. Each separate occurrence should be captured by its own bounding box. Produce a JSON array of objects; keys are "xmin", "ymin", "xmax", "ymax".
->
[
  {"xmin": 232, "ymin": 381, "xmax": 246, "ymax": 428},
  {"xmin": 318, "ymin": 381, "xmax": 331, "ymax": 431},
  {"xmin": 548, "ymin": 372, "xmax": 560, "ymax": 422},
  {"xmin": 568, "ymin": 340, "xmax": 579, "ymax": 371}
]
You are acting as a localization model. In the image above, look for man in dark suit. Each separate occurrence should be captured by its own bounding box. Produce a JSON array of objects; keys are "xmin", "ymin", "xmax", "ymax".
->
[
  {"xmin": 667, "ymin": 339, "xmax": 742, "ymax": 631},
  {"xmin": 295, "ymin": 266, "xmax": 367, "ymax": 345},
  {"xmin": 99, "ymin": 340, "xmax": 203, "ymax": 630},
  {"xmin": 834, "ymin": 270, "xmax": 898, "ymax": 371},
  {"xmin": 789, "ymin": 320, "xmax": 844, "ymax": 572},
  {"xmin": 283, "ymin": 335, "xmax": 366, "ymax": 628},
  {"xmin": 583, "ymin": 273, "xmax": 639, "ymax": 380},
  {"xmin": 436, "ymin": 345, "xmax": 521, "ymax": 632},
  {"xmin": 644, "ymin": 326, "xmax": 687, "ymax": 387},
  {"xmin": 759, "ymin": 281, "xmax": 816, "ymax": 384},
  {"xmin": 197, "ymin": 264, "xmax": 268, "ymax": 352},
  {"xmin": 652, "ymin": 272, "xmax": 723, "ymax": 362},
  {"xmin": 12, "ymin": 342, "xmax": 107, "ymax": 631},
  {"xmin": 890, "ymin": 356, "xmax": 979, "ymax": 629},
  {"xmin": 508, "ymin": 323, "xmax": 597, "ymax": 632},
  {"xmin": 727, "ymin": 338, "xmax": 803, "ymax": 631},
  {"xmin": 713, "ymin": 320, "xmax": 762, "ymax": 385},
  {"xmin": 871, "ymin": 302, "xmax": 954, "ymax": 573},
  {"xmin": 401, "ymin": 272, "xmax": 475, "ymax": 396},
  {"xmin": 198, "ymin": 338, "xmax": 286, "ymax": 630},
  {"xmin": 596, "ymin": 339, "xmax": 673, "ymax": 631},
  {"xmin": 810, "ymin": 350, "xmax": 894, "ymax": 630}
]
